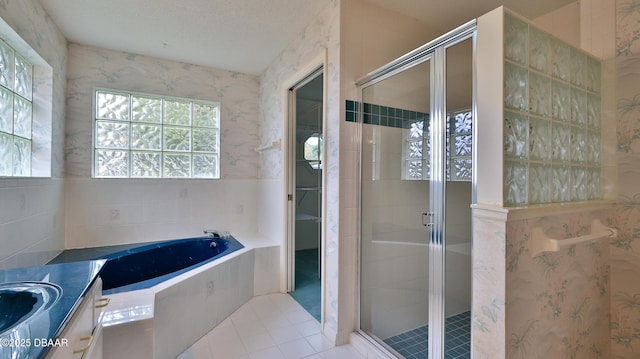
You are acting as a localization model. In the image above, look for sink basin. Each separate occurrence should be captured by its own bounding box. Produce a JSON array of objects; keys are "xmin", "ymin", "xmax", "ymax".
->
[{"xmin": 0, "ymin": 282, "xmax": 62, "ymax": 334}]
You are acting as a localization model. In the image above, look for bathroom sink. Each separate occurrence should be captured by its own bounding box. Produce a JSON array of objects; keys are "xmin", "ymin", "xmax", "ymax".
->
[{"xmin": 0, "ymin": 282, "xmax": 62, "ymax": 333}]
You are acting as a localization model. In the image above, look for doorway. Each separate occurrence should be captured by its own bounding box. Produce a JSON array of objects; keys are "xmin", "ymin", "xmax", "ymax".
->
[
  {"xmin": 357, "ymin": 22, "xmax": 475, "ymax": 358},
  {"xmin": 287, "ymin": 69, "xmax": 324, "ymax": 321}
]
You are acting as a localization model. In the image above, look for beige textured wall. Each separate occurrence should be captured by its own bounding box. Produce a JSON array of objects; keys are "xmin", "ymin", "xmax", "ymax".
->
[{"xmin": 611, "ymin": 0, "xmax": 640, "ymax": 357}]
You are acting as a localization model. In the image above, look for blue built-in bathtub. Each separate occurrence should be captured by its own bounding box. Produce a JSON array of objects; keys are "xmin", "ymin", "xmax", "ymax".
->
[{"xmin": 49, "ymin": 236, "xmax": 244, "ymax": 294}]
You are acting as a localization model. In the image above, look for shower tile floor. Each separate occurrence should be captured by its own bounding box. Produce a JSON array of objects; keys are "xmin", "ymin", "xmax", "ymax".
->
[{"xmin": 383, "ymin": 311, "xmax": 471, "ymax": 359}]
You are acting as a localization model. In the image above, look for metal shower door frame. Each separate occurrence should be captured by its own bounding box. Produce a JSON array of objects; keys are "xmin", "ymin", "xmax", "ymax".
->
[{"xmin": 356, "ymin": 19, "xmax": 477, "ymax": 359}]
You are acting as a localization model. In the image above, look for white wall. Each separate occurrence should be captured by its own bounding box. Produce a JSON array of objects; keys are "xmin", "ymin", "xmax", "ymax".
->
[
  {"xmin": 258, "ymin": 0, "xmax": 342, "ymax": 342},
  {"xmin": 64, "ymin": 44, "xmax": 262, "ymax": 248},
  {"xmin": 0, "ymin": 1, "xmax": 67, "ymax": 269},
  {"xmin": 258, "ymin": 0, "xmax": 438, "ymax": 343}
]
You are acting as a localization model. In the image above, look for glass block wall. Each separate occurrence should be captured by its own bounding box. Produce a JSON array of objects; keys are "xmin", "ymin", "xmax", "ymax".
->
[
  {"xmin": 503, "ymin": 13, "xmax": 602, "ymax": 206},
  {"xmin": 0, "ymin": 38, "xmax": 33, "ymax": 177},
  {"xmin": 94, "ymin": 89, "xmax": 220, "ymax": 179}
]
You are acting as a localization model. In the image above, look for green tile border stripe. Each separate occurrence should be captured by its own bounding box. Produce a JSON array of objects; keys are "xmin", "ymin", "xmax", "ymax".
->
[{"xmin": 345, "ymin": 99, "xmax": 428, "ymax": 129}]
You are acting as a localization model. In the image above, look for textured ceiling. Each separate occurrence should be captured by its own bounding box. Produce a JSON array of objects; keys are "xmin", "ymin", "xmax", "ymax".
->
[
  {"xmin": 39, "ymin": 0, "xmax": 577, "ymax": 75},
  {"xmin": 38, "ymin": 0, "xmax": 331, "ymax": 75}
]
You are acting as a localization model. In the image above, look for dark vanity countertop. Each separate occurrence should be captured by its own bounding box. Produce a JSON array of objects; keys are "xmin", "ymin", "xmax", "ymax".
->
[{"xmin": 0, "ymin": 259, "xmax": 105, "ymax": 358}]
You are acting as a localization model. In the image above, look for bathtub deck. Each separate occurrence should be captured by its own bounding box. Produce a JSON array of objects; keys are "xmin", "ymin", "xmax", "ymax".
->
[{"xmin": 48, "ymin": 242, "xmax": 159, "ymax": 263}]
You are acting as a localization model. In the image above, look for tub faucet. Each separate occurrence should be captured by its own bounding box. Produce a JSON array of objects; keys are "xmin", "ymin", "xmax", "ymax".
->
[{"xmin": 204, "ymin": 229, "xmax": 228, "ymax": 238}]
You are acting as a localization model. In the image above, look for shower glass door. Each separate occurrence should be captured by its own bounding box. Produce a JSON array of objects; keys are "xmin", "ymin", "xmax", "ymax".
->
[
  {"xmin": 358, "ymin": 21, "xmax": 475, "ymax": 359},
  {"xmin": 443, "ymin": 37, "xmax": 473, "ymax": 358},
  {"xmin": 360, "ymin": 58, "xmax": 432, "ymax": 358}
]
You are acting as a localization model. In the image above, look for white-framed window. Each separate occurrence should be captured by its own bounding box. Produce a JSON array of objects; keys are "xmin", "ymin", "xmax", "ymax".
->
[
  {"xmin": 303, "ymin": 132, "xmax": 323, "ymax": 170},
  {"xmin": 93, "ymin": 89, "xmax": 220, "ymax": 179},
  {"xmin": 0, "ymin": 39, "xmax": 33, "ymax": 177},
  {"xmin": 402, "ymin": 109, "xmax": 472, "ymax": 181}
]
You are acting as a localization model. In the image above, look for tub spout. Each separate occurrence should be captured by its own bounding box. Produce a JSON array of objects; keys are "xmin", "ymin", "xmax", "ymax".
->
[{"xmin": 204, "ymin": 229, "xmax": 229, "ymax": 238}]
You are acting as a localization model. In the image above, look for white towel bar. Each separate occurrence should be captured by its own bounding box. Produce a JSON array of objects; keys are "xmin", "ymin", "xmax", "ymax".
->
[{"xmin": 528, "ymin": 219, "xmax": 617, "ymax": 256}]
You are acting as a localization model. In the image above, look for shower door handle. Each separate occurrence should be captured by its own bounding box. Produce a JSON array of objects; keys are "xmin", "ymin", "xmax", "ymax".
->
[{"xmin": 422, "ymin": 212, "xmax": 434, "ymax": 227}]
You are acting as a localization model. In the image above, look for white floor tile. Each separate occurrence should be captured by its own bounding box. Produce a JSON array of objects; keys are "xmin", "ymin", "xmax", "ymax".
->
[
  {"xmin": 285, "ymin": 307, "xmax": 315, "ymax": 324},
  {"xmin": 177, "ymin": 336, "xmax": 212, "ymax": 359},
  {"xmin": 271, "ymin": 294, "xmax": 303, "ymax": 312},
  {"xmin": 248, "ymin": 346, "xmax": 285, "ymax": 359},
  {"xmin": 319, "ymin": 346, "xmax": 366, "ymax": 359},
  {"xmin": 278, "ymin": 337, "xmax": 316, "ymax": 358},
  {"xmin": 231, "ymin": 305, "xmax": 261, "ymax": 325},
  {"xmin": 267, "ymin": 324, "xmax": 303, "ymax": 344},
  {"xmin": 295, "ymin": 319, "xmax": 321, "ymax": 337},
  {"xmin": 260, "ymin": 311, "xmax": 293, "ymax": 330},
  {"xmin": 210, "ymin": 337, "xmax": 247, "ymax": 359},
  {"xmin": 241, "ymin": 332, "xmax": 277, "ymax": 353},
  {"xmin": 233, "ymin": 317, "xmax": 268, "ymax": 337},
  {"xmin": 305, "ymin": 333, "xmax": 334, "ymax": 353},
  {"xmin": 207, "ymin": 322, "xmax": 240, "ymax": 346},
  {"xmin": 180, "ymin": 294, "xmax": 366, "ymax": 359}
]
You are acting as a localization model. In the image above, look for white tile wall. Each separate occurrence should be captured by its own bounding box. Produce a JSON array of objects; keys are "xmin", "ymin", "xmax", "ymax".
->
[
  {"xmin": 154, "ymin": 250, "xmax": 255, "ymax": 359},
  {"xmin": 0, "ymin": 0, "xmax": 68, "ymax": 268},
  {"xmin": 0, "ymin": 179, "xmax": 65, "ymax": 269},
  {"xmin": 65, "ymin": 178, "xmax": 262, "ymax": 248}
]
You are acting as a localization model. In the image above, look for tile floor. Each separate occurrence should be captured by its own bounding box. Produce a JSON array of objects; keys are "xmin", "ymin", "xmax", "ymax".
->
[
  {"xmin": 383, "ymin": 311, "xmax": 471, "ymax": 359},
  {"xmin": 290, "ymin": 249, "xmax": 321, "ymax": 321},
  {"xmin": 178, "ymin": 293, "xmax": 365, "ymax": 359}
]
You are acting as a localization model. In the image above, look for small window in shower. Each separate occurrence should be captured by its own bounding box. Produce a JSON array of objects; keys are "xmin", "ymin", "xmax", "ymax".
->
[
  {"xmin": 402, "ymin": 109, "xmax": 472, "ymax": 181},
  {"xmin": 304, "ymin": 133, "xmax": 323, "ymax": 170}
]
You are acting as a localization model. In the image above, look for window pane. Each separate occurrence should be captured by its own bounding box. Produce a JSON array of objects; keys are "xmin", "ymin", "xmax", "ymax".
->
[
  {"xmin": 409, "ymin": 120, "xmax": 423, "ymax": 139},
  {"xmin": 14, "ymin": 54, "xmax": 32, "ymax": 100},
  {"xmin": 132, "ymin": 151, "xmax": 161, "ymax": 177},
  {"xmin": 12, "ymin": 136, "xmax": 30, "ymax": 176},
  {"xmin": 454, "ymin": 111, "xmax": 472, "ymax": 133},
  {"xmin": 96, "ymin": 150, "xmax": 129, "ymax": 177},
  {"xmin": 193, "ymin": 154, "xmax": 217, "ymax": 178},
  {"xmin": 407, "ymin": 160, "xmax": 422, "ymax": 179},
  {"xmin": 193, "ymin": 128, "xmax": 217, "ymax": 152},
  {"xmin": 132, "ymin": 96, "xmax": 162, "ymax": 123},
  {"xmin": 164, "ymin": 99, "xmax": 190, "ymax": 125},
  {"xmin": 409, "ymin": 141, "xmax": 422, "ymax": 159},
  {"xmin": 193, "ymin": 103, "xmax": 219, "ymax": 128},
  {"xmin": 454, "ymin": 135, "xmax": 472, "ymax": 156},
  {"xmin": 0, "ymin": 132, "xmax": 11, "ymax": 176},
  {"xmin": 13, "ymin": 95, "xmax": 31, "ymax": 139},
  {"xmin": 96, "ymin": 120, "xmax": 129, "ymax": 149},
  {"xmin": 163, "ymin": 126, "xmax": 190, "ymax": 151},
  {"xmin": 93, "ymin": 89, "xmax": 220, "ymax": 179},
  {"xmin": 0, "ymin": 40, "xmax": 14, "ymax": 90},
  {"xmin": 0, "ymin": 86, "xmax": 13, "ymax": 133},
  {"xmin": 163, "ymin": 153, "xmax": 190, "ymax": 177},
  {"xmin": 131, "ymin": 124, "xmax": 161, "ymax": 150},
  {"xmin": 303, "ymin": 134, "xmax": 321, "ymax": 161},
  {"xmin": 97, "ymin": 91, "xmax": 129, "ymax": 120},
  {"xmin": 452, "ymin": 158, "xmax": 472, "ymax": 181}
]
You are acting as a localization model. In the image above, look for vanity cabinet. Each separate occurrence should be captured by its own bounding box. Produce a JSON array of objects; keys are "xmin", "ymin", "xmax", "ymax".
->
[{"xmin": 48, "ymin": 277, "xmax": 108, "ymax": 359}]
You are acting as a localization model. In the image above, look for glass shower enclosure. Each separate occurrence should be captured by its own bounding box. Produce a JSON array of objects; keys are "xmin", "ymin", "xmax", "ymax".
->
[{"xmin": 358, "ymin": 21, "xmax": 475, "ymax": 359}]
